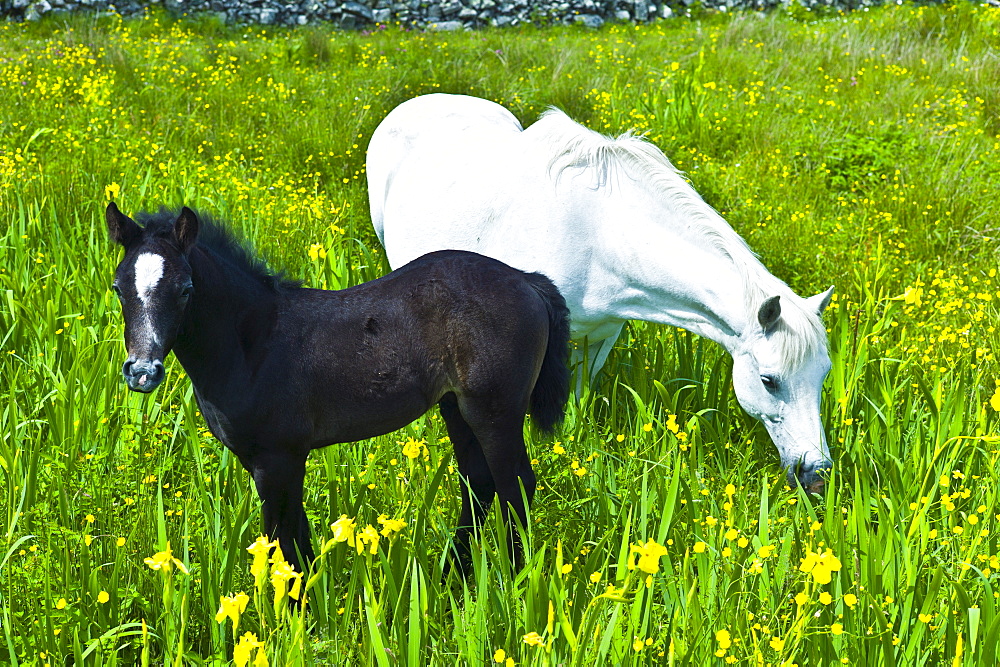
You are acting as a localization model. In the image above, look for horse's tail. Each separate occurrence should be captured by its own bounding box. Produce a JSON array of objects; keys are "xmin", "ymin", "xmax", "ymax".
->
[{"xmin": 525, "ymin": 272, "xmax": 571, "ymax": 434}]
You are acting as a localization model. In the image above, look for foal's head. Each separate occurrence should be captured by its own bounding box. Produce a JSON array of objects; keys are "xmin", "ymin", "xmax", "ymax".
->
[{"xmin": 107, "ymin": 203, "xmax": 198, "ymax": 393}]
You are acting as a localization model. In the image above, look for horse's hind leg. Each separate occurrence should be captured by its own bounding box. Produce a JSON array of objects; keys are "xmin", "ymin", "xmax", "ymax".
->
[{"xmin": 439, "ymin": 393, "xmax": 495, "ymax": 576}]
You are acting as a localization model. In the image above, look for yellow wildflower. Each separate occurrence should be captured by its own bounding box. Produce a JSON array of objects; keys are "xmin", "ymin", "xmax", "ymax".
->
[
  {"xmin": 798, "ymin": 548, "xmax": 842, "ymax": 584},
  {"xmin": 144, "ymin": 542, "xmax": 189, "ymax": 575},
  {"xmin": 216, "ymin": 592, "xmax": 251, "ymax": 630},
  {"xmin": 247, "ymin": 537, "xmax": 277, "ymax": 581},
  {"xmin": 522, "ymin": 632, "xmax": 545, "ymax": 647},
  {"xmin": 356, "ymin": 524, "xmax": 380, "ymax": 555},
  {"xmin": 270, "ymin": 560, "xmax": 302, "ymax": 605},
  {"xmin": 328, "ymin": 515, "xmax": 356, "ymax": 549},
  {"xmin": 377, "ymin": 514, "xmax": 407, "ymax": 538},
  {"xmin": 233, "ymin": 631, "xmax": 265, "ymax": 667},
  {"xmin": 630, "ymin": 539, "xmax": 668, "ymax": 574}
]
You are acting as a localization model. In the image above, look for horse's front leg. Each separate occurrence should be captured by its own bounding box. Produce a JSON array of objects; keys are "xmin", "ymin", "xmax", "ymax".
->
[{"xmin": 248, "ymin": 450, "xmax": 314, "ymax": 574}]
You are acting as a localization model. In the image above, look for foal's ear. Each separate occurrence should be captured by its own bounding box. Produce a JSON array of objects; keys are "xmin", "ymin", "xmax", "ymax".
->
[
  {"xmin": 807, "ymin": 286, "xmax": 835, "ymax": 315},
  {"xmin": 757, "ymin": 295, "xmax": 781, "ymax": 332},
  {"xmin": 106, "ymin": 202, "xmax": 141, "ymax": 247},
  {"xmin": 174, "ymin": 207, "xmax": 199, "ymax": 253}
]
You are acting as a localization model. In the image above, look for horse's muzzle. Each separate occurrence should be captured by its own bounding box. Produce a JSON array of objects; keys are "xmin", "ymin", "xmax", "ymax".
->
[
  {"xmin": 789, "ymin": 461, "xmax": 831, "ymax": 496},
  {"xmin": 123, "ymin": 358, "xmax": 165, "ymax": 393}
]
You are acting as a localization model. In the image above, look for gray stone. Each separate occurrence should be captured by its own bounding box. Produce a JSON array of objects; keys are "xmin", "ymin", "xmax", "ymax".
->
[
  {"xmin": 492, "ymin": 13, "xmax": 511, "ymax": 24},
  {"xmin": 25, "ymin": 0, "xmax": 51, "ymax": 19},
  {"xmin": 457, "ymin": 6, "xmax": 476, "ymax": 17},
  {"xmin": 631, "ymin": 0, "xmax": 646, "ymax": 19},
  {"xmin": 11, "ymin": 0, "xmax": 30, "ymax": 8},
  {"xmin": 573, "ymin": 12, "xmax": 602, "ymax": 26},
  {"xmin": 427, "ymin": 18, "xmax": 462, "ymax": 28},
  {"xmin": 373, "ymin": 6, "xmax": 390, "ymax": 19},
  {"xmin": 296, "ymin": 12, "xmax": 307, "ymax": 22},
  {"xmin": 614, "ymin": 8, "xmax": 628, "ymax": 18},
  {"xmin": 259, "ymin": 7, "xmax": 277, "ymax": 22},
  {"xmin": 426, "ymin": 3, "xmax": 441, "ymax": 17},
  {"xmin": 660, "ymin": 4, "xmax": 672, "ymax": 17},
  {"xmin": 342, "ymin": 0, "xmax": 374, "ymax": 19}
]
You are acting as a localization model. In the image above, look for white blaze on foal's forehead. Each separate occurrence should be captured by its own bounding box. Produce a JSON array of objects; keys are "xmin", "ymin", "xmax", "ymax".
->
[{"xmin": 134, "ymin": 252, "xmax": 165, "ymax": 305}]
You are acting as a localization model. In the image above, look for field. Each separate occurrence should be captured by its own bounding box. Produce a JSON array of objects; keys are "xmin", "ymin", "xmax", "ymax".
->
[{"xmin": 2, "ymin": 3, "xmax": 1000, "ymax": 664}]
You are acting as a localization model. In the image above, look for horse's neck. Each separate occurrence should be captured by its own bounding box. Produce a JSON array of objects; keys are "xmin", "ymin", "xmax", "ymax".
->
[
  {"xmin": 594, "ymin": 208, "xmax": 771, "ymax": 352},
  {"xmin": 172, "ymin": 247, "xmax": 279, "ymax": 393}
]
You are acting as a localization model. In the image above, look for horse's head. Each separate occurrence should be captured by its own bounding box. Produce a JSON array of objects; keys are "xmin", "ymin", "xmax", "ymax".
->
[
  {"xmin": 730, "ymin": 287, "xmax": 835, "ymax": 494},
  {"xmin": 106, "ymin": 202, "xmax": 198, "ymax": 394}
]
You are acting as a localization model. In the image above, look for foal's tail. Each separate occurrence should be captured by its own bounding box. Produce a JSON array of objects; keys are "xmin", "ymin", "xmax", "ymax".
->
[{"xmin": 525, "ymin": 272, "xmax": 571, "ymax": 434}]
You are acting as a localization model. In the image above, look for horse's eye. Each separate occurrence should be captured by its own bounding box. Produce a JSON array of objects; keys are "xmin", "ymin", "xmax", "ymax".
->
[
  {"xmin": 761, "ymin": 375, "xmax": 779, "ymax": 393},
  {"xmin": 179, "ymin": 285, "xmax": 193, "ymax": 300},
  {"xmin": 111, "ymin": 284, "xmax": 122, "ymax": 298}
]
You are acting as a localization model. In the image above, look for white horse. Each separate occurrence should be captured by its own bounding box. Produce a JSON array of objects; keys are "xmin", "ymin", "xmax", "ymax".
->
[{"xmin": 367, "ymin": 93, "xmax": 834, "ymax": 492}]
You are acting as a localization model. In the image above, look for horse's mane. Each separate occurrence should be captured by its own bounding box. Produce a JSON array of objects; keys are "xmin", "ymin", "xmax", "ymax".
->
[
  {"xmin": 134, "ymin": 207, "xmax": 301, "ymax": 292},
  {"xmin": 536, "ymin": 108, "xmax": 828, "ymax": 366}
]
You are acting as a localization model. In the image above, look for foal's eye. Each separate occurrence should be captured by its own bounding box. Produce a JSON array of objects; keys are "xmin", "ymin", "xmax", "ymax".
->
[
  {"xmin": 111, "ymin": 284, "xmax": 122, "ymax": 298},
  {"xmin": 761, "ymin": 375, "xmax": 779, "ymax": 393},
  {"xmin": 179, "ymin": 285, "xmax": 193, "ymax": 300}
]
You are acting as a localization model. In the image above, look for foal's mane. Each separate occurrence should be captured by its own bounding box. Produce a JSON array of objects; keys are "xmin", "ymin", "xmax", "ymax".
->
[
  {"xmin": 135, "ymin": 207, "xmax": 300, "ymax": 291},
  {"xmin": 535, "ymin": 109, "xmax": 828, "ymax": 366}
]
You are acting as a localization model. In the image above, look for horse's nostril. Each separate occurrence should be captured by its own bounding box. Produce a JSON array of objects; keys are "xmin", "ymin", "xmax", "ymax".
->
[{"xmin": 122, "ymin": 359, "xmax": 134, "ymax": 376}]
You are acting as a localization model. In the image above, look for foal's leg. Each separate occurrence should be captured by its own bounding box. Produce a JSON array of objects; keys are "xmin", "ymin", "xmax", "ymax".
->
[
  {"xmin": 458, "ymin": 398, "xmax": 536, "ymax": 569},
  {"xmin": 439, "ymin": 393, "xmax": 495, "ymax": 576},
  {"xmin": 248, "ymin": 451, "xmax": 314, "ymax": 574}
]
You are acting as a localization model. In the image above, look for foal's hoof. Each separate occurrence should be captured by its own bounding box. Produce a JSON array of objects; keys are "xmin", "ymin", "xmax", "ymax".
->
[{"xmin": 442, "ymin": 546, "xmax": 474, "ymax": 584}]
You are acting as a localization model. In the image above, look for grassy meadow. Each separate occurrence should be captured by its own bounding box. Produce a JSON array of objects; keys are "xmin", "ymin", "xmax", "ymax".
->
[{"xmin": 2, "ymin": 3, "xmax": 1000, "ymax": 664}]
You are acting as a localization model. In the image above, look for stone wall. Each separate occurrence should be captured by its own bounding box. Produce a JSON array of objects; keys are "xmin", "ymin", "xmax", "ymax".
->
[{"xmin": 0, "ymin": 0, "xmax": 915, "ymax": 32}]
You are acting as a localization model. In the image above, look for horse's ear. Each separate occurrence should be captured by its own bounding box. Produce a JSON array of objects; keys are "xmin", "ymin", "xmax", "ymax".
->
[
  {"xmin": 807, "ymin": 286, "xmax": 835, "ymax": 315},
  {"xmin": 106, "ymin": 202, "xmax": 140, "ymax": 247},
  {"xmin": 757, "ymin": 295, "xmax": 781, "ymax": 332},
  {"xmin": 174, "ymin": 207, "xmax": 199, "ymax": 253}
]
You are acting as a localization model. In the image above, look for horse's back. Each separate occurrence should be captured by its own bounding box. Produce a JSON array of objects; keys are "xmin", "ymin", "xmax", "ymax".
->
[{"xmin": 368, "ymin": 94, "xmax": 523, "ymax": 244}]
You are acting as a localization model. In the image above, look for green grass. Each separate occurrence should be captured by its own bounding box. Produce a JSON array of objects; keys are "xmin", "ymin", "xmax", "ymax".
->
[{"xmin": 2, "ymin": 3, "xmax": 1000, "ymax": 664}]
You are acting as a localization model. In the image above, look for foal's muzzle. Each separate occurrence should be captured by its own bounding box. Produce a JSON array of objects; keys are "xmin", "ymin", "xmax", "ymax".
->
[{"xmin": 123, "ymin": 358, "xmax": 165, "ymax": 393}]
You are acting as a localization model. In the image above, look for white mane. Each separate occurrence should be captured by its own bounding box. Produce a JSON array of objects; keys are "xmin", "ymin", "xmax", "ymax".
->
[{"xmin": 535, "ymin": 108, "xmax": 828, "ymax": 367}]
